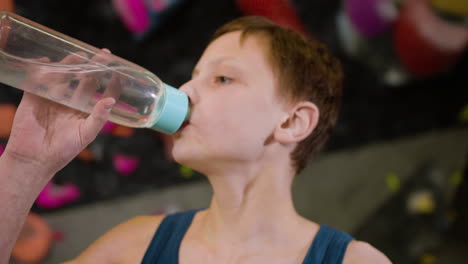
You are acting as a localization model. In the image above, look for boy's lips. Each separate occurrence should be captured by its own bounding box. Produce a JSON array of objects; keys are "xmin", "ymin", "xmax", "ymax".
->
[
  {"xmin": 173, "ymin": 121, "xmax": 190, "ymax": 137},
  {"xmin": 180, "ymin": 121, "xmax": 189, "ymax": 130}
]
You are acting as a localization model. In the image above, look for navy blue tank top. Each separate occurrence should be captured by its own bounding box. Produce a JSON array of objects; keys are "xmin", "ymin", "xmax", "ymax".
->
[{"xmin": 142, "ymin": 209, "xmax": 354, "ymax": 264}]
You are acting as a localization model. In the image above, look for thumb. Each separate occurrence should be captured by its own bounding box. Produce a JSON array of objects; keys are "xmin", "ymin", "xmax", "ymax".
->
[{"xmin": 81, "ymin": 97, "xmax": 116, "ymax": 144}]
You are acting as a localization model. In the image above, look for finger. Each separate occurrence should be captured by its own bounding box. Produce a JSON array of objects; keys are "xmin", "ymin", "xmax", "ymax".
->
[
  {"xmin": 81, "ymin": 97, "xmax": 116, "ymax": 145},
  {"xmin": 69, "ymin": 50, "xmax": 107, "ymax": 104},
  {"xmin": 47, "ymin": 52, "xmax": 89, "ymax": 101},
  {"xmin": 102, "ymin": 72, "xmax": 122, "ymax": 100},
  {"xmin": 93, "ymin": 48, "xmax": 120, "ymax": 103},
  {"xmin": 23, "ymin": 57, "xmax": 52, "ymax": 92},
  {"xmin": 88, "ymin": 49, "xmax": 114, "ymax": 66},
  {"xmin": 34, "ymin": 57, "xmax": 51, "ymax": 63},
  {"xmin": 71, "ymin": 49, "xmax": 117, "ymax": 111},
  {"xmin": 74, "ymin": 49, "xmax": 118, "ymax": 110},
  {"xmin": 59, "ymin": 51, "xmax": 89, "ymax": 65},
  {"xmin": 70, "ymin": 74, "xmax": 100, "ymax": 110},
  {"xmin": 25, "ymin": 56, "xmax": 50, "ymax": 79}
]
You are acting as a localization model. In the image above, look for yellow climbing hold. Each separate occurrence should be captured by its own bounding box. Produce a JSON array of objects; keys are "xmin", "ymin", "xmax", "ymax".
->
[
  {"xmin": 407, "ymin": 190, "xmax": 436, "ymax": 214},
  {"xmin": 419, "ymin": 253, "xmax": 438, "ymax": 264},
  {"xmin": 431, "ymin": 0, "xmax": 468, "ymax": 17}
]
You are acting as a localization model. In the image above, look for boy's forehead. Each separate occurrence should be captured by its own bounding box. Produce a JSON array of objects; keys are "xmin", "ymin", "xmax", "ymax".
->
[
  {"xmin": 204, "ymin": 31, "xmax": 274, "ymax": 68},
  {"xmin": 209, "ymin": 31, "xmax": 269, "ymax": 51}
]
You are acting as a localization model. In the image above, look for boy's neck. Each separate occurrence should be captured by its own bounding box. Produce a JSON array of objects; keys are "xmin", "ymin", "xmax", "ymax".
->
[{"xmin": 198, "ymin": 163, "xmax": 309, "ymax": 251}]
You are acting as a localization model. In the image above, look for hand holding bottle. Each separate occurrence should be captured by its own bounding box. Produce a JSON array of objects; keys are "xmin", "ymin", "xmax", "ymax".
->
[{"xmin": 3, "ymin": 50, "xmax": 116, "ymax": 177}]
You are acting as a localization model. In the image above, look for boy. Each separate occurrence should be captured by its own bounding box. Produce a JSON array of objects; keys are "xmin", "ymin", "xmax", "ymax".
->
[{"xmin": 0, "ymin": 16, "xmax": 391, "ymax": 263}]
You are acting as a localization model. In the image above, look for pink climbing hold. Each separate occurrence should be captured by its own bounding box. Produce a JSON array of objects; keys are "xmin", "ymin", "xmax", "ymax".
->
[
  {"xmin": 345, "ymin": 0, "xmax": 398, "ymax": 38},
  {"xmin": 112, "ymin": 0, "xmax": 151, "ymax": 35},
  {"xmin": 52, "ymin": 231, "xmax": 65, "ymax": 242},
  {"xmin": 101, "ymin": 121, "xmax": 117, "ymax": 134},
  {"xmin": 36, "ymin": 182, "xmax": 81, "ymax": 209},
  {"xmin": 113, "ymin": 153, "xmax": 140, "ymax": 175}
]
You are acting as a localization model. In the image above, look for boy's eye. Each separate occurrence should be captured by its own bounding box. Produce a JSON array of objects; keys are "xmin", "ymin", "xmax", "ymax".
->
[{"xmin": 216, "ymin": 76, "xmax": 232, "ymax": 84}]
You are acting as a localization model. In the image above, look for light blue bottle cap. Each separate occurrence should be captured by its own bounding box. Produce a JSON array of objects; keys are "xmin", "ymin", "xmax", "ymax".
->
[{"xmin": 151, "ymin": 84, "xmax": 189, "ymax": 134}]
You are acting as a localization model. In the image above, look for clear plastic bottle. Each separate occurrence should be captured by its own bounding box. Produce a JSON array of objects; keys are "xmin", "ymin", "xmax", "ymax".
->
[{"xmin": 0, "ymin": 11, "xmax": 189, "ymax": 134}]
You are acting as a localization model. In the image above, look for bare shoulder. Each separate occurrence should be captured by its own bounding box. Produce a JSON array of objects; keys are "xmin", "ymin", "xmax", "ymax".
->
[
  {"xmin": 63, "ymin": 214, "xmax": 166, "ymax": 264},
  {"xmin": 343, "ymin": 240, "xmax": 392, "ymax": 264}
]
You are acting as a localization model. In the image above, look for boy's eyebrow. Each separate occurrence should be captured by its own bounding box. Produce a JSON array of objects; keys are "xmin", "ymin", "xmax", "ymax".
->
[
  {"xmin": 191, "ymin": 57, "xmax": 246, "ymax": 78},
  {"xmin": 191, "ymin": 56, "xmax": 250, "ymax": 79},
  {"xmin": 212, "ymin": 57, "xmax": 244, "ymax": 69}
]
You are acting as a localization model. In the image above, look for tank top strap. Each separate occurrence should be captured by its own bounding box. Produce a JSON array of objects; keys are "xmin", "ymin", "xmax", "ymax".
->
[
  {"xmin": 302, "ymin": 225, "xmax": 354, "ymax": 264},
  {"xmin": 141, "ymin": 209, "xmax": 200, "ymax": 264}
]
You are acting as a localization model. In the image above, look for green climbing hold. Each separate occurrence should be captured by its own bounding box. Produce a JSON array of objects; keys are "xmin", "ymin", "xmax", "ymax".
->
[
  {"xmin": 386, "ymin": 172, "xmax": 400, "ymax": 193},
  {"xmin": 179, "ymin": 165, "xmax": 194, "ymax": 179},
  {"xmin": 458, "ymin": 104, "xmax": 468, "ymax": 123},
  {"xmin": 449, "ymin": 170, "xmax": 463, "ymax": 186}
]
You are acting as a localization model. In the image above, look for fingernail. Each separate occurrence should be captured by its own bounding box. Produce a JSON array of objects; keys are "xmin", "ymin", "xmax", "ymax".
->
[{"xmin": 105, "ymin": 101, "xmax": 115, "ymax": 112}]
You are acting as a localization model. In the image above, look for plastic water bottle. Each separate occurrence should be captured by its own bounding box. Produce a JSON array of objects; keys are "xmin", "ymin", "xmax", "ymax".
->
[{"xmin": 0, "ymin": 11, "xmax": 189, "ymax": 134}]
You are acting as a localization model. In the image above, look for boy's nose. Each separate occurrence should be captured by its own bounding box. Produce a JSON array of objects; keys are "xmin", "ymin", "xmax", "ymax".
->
[{"xmin": 179, "ymin": 80, "xmax": 198, "ymax": 104}]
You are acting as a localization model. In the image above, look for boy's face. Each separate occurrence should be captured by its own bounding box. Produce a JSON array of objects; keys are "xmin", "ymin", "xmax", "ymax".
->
[{"xmin": 172, "ymin": 31, "xmax": 288, "ymax": 173}]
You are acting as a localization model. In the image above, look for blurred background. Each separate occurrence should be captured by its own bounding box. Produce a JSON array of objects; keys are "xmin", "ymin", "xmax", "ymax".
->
[{"xmin": 0, "ymin": 0, "xmax": 467, "ymax": 263}]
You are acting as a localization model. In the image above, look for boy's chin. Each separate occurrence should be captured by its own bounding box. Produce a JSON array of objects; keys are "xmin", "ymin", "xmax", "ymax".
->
[
  {"xmin": 174, "ymin": 158, "xmax": 203, "ymax": 175},
  {"xmin": 172, "ymin": 148, "xmax": 196, "ymax": 166}
]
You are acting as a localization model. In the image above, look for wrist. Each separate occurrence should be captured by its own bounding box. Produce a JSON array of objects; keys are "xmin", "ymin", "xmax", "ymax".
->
[
  {"xmin": 0, "ymin": 151, "xmax": 54, "ymax": 263},
  {"xmin": 0, "ymin": 151, "xmax": 54, "ymax": 188}
]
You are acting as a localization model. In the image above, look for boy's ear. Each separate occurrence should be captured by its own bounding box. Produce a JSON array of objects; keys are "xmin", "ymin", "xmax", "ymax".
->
[{"xmin": 274, "ymin": 102, "xmax": 319, "ymax": 144}]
